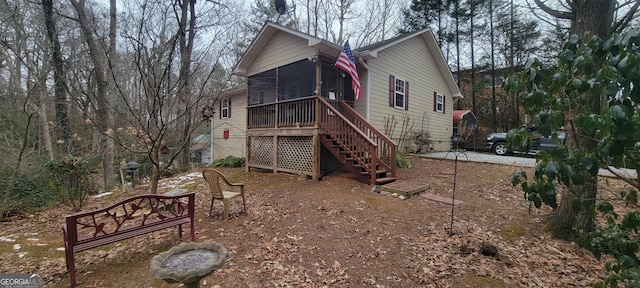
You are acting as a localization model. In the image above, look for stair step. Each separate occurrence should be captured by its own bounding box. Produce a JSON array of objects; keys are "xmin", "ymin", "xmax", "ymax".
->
[
  {"xmin": 375, "ymin": 177, "xmax": 396, "ymax": 185},
  {"xmin": 361, "ymin": 169, "xmax": 388, "ymax": 175}
]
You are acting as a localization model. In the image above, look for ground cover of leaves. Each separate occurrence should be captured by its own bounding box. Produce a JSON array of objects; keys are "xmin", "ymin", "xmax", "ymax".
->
[{"xmin": 0, "ymin": 155, "xmax": 626, "ymax": 287}]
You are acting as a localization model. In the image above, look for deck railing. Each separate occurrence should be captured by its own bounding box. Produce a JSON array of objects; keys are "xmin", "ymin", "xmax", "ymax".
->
[{"xmin": 247, "ymin": 96, "xmax": 316, "ymax": 129}]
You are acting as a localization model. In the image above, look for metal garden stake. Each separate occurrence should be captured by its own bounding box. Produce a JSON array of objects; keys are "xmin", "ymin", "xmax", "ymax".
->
[{"xmin": 446, "ymin": 150, "xmax": 468, "ymax": 236}]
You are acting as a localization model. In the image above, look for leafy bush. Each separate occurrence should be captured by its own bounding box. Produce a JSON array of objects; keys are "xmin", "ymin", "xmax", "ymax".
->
[
  {"xmin": 396, "ymin": 153, "xmax": 411, "ymax": 169},
  {"xmin": 212, "ymin": 156, "xmax": 245, "ymax": 168},
  {"xmin": 507, "ymin": 30, "xmax": 640, "ymax": 287},
  {"xmin": 10, "ymin": 178, "xmax": 53, "ymax": 211},
  {"xmin": 0, "ymin": 176, "xmax": 52, "ymax": 219},
  {"xmin": 590, "ymin": 190, "xmax": 640, "ymax": 287},
  {"xmin": 45, "ymin": 156, "xmax": 96, "ymax": 211}
]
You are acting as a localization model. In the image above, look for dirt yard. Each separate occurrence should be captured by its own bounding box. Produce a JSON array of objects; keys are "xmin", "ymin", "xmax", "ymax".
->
[{"xmin": 0, "ymin": 155, "xmax": 620, "ymax": 287}]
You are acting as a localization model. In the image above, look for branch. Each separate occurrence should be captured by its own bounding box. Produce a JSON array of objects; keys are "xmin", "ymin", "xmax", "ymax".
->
[
  {"xmin": 523, "ymin": 0, "xmax": 570, "ymax": 28},
  {"xmin": 612, "ymin": 0, "xmax": 640, "ymax": 33},
  {"xmin": 532, "ymin": 0, "xmax": 575, "ymax": 20},
  {"xmin": 604, "ymin": 166, "xmax": 640, "ymax": 191}
]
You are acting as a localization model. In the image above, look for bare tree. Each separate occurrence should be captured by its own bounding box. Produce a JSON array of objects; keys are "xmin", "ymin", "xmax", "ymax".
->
[
  {"xmin": 42, "ymin": 0, "xmax": 72, "ymax": 144},
  {"xmin": 69, "ymin": 0, "xmax": 117, "ymax": 192},
  {"xmin": 0, "ymin": 0, "xmax": 54, "ymax": 217},
  {"xmin": 175, "ymin": 0, "xmax": 197, "ymax": 169},
  {"xmin": 107, "ymin": 0, "xmax": 242, "ymax": 194}
]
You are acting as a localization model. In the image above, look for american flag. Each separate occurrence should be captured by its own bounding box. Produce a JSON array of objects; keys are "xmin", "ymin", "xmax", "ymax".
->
[{"xmin": 334, "ymin": 41, "xmax": 361, "ymax": 100}]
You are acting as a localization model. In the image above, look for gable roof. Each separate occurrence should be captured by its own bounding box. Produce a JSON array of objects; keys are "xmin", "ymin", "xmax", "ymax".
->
[
  {"xmin": 235, "ymin": 22, "xmax": 462, "ymax": 99},
  {"xmin": 235, "ymin": 22, "xmax": 341, "ymax": 76},
  {"xmin": 356, "ymin": 29, "xmax": 462, "ymax": 99}
]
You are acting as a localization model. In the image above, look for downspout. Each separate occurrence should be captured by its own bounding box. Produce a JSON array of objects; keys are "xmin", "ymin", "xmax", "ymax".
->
[{"xmin": 358, "ymin": 57, "xmax": 370, "ymax": 120}]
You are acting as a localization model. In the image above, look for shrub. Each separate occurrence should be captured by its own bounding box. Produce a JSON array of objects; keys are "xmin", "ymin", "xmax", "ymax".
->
[
  {"xmin": 45, "ymin": 156, "xmax": 96, "ymax": 211},
  {"xmin": 0, "ymin": 176, "xmax": 52, "ymax": 219},
  {"xmin": 396, "ymin": 153, "xmax": 411, "ymax": 169},
  {"xmin": 10, "ymin": 177, "xmax": 54, "ymax": 212},
  {"xmin": 212, "ymin": 156, "xmax": 245, "ymax": 168}
]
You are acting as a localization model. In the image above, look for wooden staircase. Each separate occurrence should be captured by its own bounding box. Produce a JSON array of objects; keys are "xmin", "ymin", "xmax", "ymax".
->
[{"xmin": 317, "ymin": 97, "xmax": 397, "ymax": 185}]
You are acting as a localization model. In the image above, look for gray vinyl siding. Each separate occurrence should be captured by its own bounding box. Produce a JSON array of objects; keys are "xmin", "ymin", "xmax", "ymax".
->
[
  {"xmin": 212, "ymin": 91, "xmax": 247, "ymax": 159},
  {"xmin": 247, "ymin": 31, "xmax": 317, "ymax": 76},
  {"xmin": 366, "ymin": 36, "xmax": 455, "ymax": 152}
]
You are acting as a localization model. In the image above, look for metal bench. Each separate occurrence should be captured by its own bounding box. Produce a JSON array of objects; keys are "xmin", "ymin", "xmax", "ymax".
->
[{"xmin": 62, "ymin": 193, "xmax": 196, "ymax": 287}]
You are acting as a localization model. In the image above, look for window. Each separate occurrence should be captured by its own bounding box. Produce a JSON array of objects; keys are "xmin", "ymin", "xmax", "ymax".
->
[
  {"xmin": 434, "ymin": 92, "xmax": 445, "ymax": 113},
  {"xmin": 389, "ymin": 75, "xmax": 409, "ymax": 110},
  {"xmin": 220, "ymin": 98, "xmax": 230, "ymax": 119}
]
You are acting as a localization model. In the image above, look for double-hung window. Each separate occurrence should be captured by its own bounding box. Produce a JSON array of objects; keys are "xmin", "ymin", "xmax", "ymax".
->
[
  {"xmin": 395, "ymin": 78, "xmax": 406, "ymax": 109},
  {"xmin": 435, "ymin": 93, "xmax": 444, "ymax": 113},
  {"xmin": 220, "ymin": 98, "xmax": 230, "ymax": 119},
  {"xmin": 389, "ymin": 75, "xmax": 409, "ymax": 110}
]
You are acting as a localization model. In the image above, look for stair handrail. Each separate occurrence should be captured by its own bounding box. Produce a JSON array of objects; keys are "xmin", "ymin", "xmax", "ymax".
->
[
  {"xmin": 335, "ymin": 101, "xmax": 397, "ymax": 178},
  {"xmin": 317, "ymin": 97, "xmax": 378, "ymax": 183}
]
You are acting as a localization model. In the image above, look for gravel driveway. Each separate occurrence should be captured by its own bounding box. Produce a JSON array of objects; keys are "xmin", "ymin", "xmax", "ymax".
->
[{"xmin": 420, "ymin": 151, "xmax": 637, "ymax": 179}]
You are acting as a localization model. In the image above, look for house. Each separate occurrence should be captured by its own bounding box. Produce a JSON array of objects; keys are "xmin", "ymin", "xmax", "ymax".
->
[
  {"xmin": 233, "ymin": 22, "xmax": 463, "ymax": 185},
  {"xmin": 193, "ymin": 85, "xmax": 248, "ymax": 165}
]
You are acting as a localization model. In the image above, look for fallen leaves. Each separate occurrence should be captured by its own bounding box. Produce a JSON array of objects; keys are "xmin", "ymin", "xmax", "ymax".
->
[{"xmin": 0, "ymin": 157, "xmax": 615, "ymax": 287}]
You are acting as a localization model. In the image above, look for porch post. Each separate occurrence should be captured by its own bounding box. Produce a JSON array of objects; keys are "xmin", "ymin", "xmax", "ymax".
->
[
  {"xmin": 313, "ymin": 55, "xmax": 322, "ymax": 181},
  {"xmin": 314, "ymin": 59, "xmax": 322, "ymax": 128}
]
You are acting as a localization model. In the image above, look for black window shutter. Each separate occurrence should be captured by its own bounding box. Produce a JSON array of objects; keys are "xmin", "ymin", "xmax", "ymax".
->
[
  {"xmin": 389, "ymin": 75, "xmax": 395, "ymax": 107},
  {"xmin": 219, "ymin": 101, "xmax": 222, "ymax": 119},
  {"xmin": 228, "ymin": 98, "xmax": 232, "ymax": 118},
  {"xmin": 442, "ymin": 95, "xmax": 445, "ymax": 114},
  {"xmin": 433, "ymin": 92, "xmax": 437, "ymax": 111},
  {"xmin": 405, "ymin": 81, "xmax": 409, "ymax": 110}
]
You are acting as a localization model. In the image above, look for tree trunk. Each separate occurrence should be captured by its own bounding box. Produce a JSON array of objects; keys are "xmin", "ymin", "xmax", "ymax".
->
[
  {"xmin": 177, "ymin": 0, "xmax": 196, "ymax": 169},
  {"xmin": 102, "ymin": 0, "xmax": 117, "ymax": 191},
  {"xmin": 549, "ymin": 171, "xmax": 597, "ymax": 241},
  {"xmin": 149, "ymin": 148, "xmax": 161, "ymax": 194},
  {"xmin": 71, "ymin": 0, "xmax": 115, "ymax": 192},
  {"xmin": 489, "ymin": 0, "xmax": 497, "ymax": 131},
  {"xmin": 547, "ymin": 0, "xmax": 615, "ymax": 241},
  {"xmin": 39, "ymin": 101, "xmax": 54, "ymax": 160},
  {"xmin": 41, "ymin": 0, "xmax": 71, "ymax": 144}
]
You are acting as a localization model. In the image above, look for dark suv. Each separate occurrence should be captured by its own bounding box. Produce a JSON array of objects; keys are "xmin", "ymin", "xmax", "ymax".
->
[{"xmin": 486, "ymin": 130, "xmax": 567, "ymax": 155}]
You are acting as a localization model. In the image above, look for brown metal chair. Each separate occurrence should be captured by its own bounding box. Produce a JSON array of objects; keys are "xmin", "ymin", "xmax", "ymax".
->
[{"xmin": 202, "ymin": 169, "xmax": 246, "ymax": 220}]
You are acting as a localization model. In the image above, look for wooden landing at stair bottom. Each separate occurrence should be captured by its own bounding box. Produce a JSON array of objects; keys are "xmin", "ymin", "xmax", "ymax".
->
[{"xmin": 377, "ymin": 181, "xmax": 428, "ymax": 197}]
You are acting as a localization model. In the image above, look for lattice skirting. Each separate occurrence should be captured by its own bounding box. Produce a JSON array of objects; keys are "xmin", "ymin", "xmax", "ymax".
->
[
  {"xmin": 248, "ymin": 136, "xmax": 313, "ymax": 174},
  {"xmin": 277, "ymin": 136, "xmax": 313, "ymax": 173},
  {"xmin": 248, "ymin": 136, "xmax": 274, "ymax": 167}
]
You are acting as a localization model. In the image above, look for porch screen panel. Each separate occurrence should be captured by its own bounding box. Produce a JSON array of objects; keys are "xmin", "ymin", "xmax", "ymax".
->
[
  {"xmin": 321, "ymin": 63, "xmax": 337, "ymax": 99},
  {"xmin": 278, "ymin": 60, "xmax": 315, "ymax": 101},
  {"xmin": 342, "ymin": 73, "xmax": 355, "ymax": 102},
  {"xmin": 248, "ymin": 69, "xmax": 277, "ymax": 105},
  {"xmin": 277, "ymin": 136, "xmax": 313, "ymax": 173},
  {"xmin": 248, "ymin": 136, "xmax": 274, "ymax": 167},
  {"xmin": 321, "ymin": 64, "xmax": 354, "ymax": 102}
]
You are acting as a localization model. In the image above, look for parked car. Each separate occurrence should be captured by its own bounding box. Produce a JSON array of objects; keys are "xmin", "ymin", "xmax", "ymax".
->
[{"xmin": 486, "ymin": 130, "xmax": 567, "ymax": 156}]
